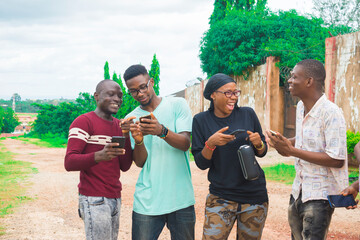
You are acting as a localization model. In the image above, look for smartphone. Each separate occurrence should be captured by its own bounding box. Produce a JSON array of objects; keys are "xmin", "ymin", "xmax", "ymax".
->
[
  {"xmin": 327, "ymin": 194, "xmax": 357, "ymax": 208},
  {"xmin": 139, "ymin": 114, "xmax": 151, "ymax": 124},
  {"xmin": 229, "ymin": 129, "xmax": 246, "ymax": 136},
  {"xmin": 111, "ymin": 136, "xmax": 126, "ymax": 148},
  {"xmin": 269, "ymin": 130, "xmax": 278, "ymax": 136}
]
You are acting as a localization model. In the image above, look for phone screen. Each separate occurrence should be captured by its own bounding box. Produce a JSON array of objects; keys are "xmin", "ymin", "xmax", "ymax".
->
[
  {"xmin": 229, "ymin": 129, "xmax": 246, "ymax": 136},
  {"xmin": 327, "ymin": 195, "xmax": 357, "ymax": 208},
  {"xmin": 139, "ymin": 115, "xmax": 151, "ymax": 124},
  {"xmin": 111, "ymin": 136, "xmax": 126, "ymax": 148}
]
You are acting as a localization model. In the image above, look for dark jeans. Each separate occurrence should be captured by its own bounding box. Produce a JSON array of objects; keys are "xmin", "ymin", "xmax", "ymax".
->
[
  {"xmin": 132, "ymin": 205, "xmax": 195, "ymax": 240},
  {"xmin": 288, "ymin": 193, "xmax": 334, "ymax": 240}
]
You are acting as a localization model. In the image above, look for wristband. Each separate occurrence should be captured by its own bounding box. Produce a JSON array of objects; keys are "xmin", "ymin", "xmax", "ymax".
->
[
  {"xmin": 158, "ymin": 124, "xmax": 169, "ymax": 139},
  {"xmin": 135, "ymin": 139, "xmax": 144, "ymax": 145},
  {"xmin": 205, "ymin": 141, "xmax": 216, "ymax": 151},
  {"xmin": 254, "ymin": 141, "xmax": 264, "ymax": 150}
]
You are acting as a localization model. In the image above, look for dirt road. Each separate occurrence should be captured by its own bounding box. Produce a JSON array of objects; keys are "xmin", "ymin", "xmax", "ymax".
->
[{"xmin": 1, "ymin": 138, "xmax": 359, "ymax": 239}]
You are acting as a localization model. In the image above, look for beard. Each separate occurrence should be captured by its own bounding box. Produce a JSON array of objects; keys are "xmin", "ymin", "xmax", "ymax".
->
[{"xmin": 140, "ymin": 95, "xmax": 152, "ymax": 107}]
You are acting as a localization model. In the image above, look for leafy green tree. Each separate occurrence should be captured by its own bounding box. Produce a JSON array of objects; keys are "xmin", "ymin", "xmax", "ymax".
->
[
  {"xmin": 112, "ymin": 71, "xmax": 140, "ymax": 119},
  {"xmin": 313, "ymin": 0, "xmax": 359, "ymax": 34},
  {"xmin": 32, "ymin": 92, "xmax": 95, "ymax": 138},
  {"xmin": 200, "ymin": 8, "xmax": 334, "ymax": 82},
  {"xmin": 0, "ymin": 107, "xmax": 20, "ymax": 133},
  {"xmin": 0, "ymin": 108, "xmax": 4, "ymax": 132},
  {"xmin": 12, "ymin": 93, "xmax": 21, "ymax": 102},
  {"xmin": 210, "ymin": 0, "xmax": 267, "ymax": 25},
  {"xmin": 104, "ymin": 61, "xmax": 110, "ymax": 79},
  {"xmin": 149, "ymin": 54, "xmax": 160, "ymax": 95},
  {"xmin": 75, "ymin": 92, "xmax": 96, "ymax": 113}
]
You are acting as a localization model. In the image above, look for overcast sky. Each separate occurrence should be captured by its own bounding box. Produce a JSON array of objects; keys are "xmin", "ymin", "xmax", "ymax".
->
[{"xmin": 0, "ymin": 0, "xmax": 313, "ymax": 100}]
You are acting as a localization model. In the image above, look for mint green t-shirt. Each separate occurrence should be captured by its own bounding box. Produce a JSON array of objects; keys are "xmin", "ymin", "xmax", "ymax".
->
[{"xmin": 125, "ymin": 97, "xmax": 195, "ymax": 215}]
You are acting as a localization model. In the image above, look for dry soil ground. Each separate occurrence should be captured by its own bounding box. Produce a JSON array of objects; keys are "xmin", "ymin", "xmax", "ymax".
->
[{"xmin": 0, "ymin": 138, "xmax": 359, "ymax": 240}]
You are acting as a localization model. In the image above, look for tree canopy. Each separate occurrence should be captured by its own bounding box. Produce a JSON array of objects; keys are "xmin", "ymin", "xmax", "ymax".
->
[
  {"xmin": 313, "ymin": 0, "xmax": 360, "ymax": 34},
  {"xmin": 0, "ymin": 107, "xmax": 20, "ymax": 133},
  {"xmin": 200, "ymin": 1, "xmax": 351, "ymax": 82},
  {"xmin": 31, "ymin": 57, "xmax": 160, "ymax": 138}
]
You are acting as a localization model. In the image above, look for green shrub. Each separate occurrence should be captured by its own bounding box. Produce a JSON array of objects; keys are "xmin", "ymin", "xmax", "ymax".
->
[{"xmin": 346, "ymin": 130, "xmax": 360, "ymax": 154}]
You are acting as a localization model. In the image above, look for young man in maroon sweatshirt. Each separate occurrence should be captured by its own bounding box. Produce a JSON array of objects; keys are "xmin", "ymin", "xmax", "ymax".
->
[{"xmin": 64, "ymin": 79, "xmax": 145, "ymax": 240}]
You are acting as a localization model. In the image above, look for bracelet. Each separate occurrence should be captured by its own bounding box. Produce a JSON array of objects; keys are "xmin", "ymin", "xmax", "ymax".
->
[
  {"xmin": 254, "ymin": 141, "xmax": 264, "ymax": 150},
  {"xmin": 205, "ymin": 141, "xmax": 216, "ymax": 151},
  {"xmin": 135, "ymin": 139, "xmax": 144, "ymax": 145}
]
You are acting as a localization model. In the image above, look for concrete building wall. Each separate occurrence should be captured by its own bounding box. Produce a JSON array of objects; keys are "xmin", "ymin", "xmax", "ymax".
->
[
  {"xmin": 325, "ymin": 32, "xmax": 360, "ymax": 132},
  {"xmin": 234, "ymin": 63, "xmax": 268, "ymax": 129}
]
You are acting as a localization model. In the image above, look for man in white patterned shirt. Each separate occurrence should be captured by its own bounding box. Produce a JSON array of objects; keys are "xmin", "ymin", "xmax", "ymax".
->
[{"xmin": 267, "ymin": 59, "xmax": 348, "ymax": 240}]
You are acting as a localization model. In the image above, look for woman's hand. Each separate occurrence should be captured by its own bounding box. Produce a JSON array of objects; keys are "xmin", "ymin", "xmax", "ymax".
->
[
  {"xmin": 207, "ymin": 126, "xmax": 235, "ymax": 148},
  {"xmin": 246, "ymin": 130, "xmax": 262, "ymax": 148}
]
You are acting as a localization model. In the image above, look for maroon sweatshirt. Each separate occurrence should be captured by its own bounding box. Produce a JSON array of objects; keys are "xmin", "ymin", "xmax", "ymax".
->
[{"xmin": 64, "ymin": 112, "xmax": 132, "ymax": 198}]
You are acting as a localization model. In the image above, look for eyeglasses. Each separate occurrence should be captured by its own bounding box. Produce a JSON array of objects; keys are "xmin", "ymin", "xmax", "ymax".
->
[
  {"xmin": 215, "ymin": 90, "xmax": 241, "ymax": 98},
  {"xmin": 128, "ymin": 79, "xmax": 151, "ymax": 96}
]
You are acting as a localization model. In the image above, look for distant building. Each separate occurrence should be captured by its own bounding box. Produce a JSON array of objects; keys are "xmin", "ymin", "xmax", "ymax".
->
[
  {"xmin": 166, "ymin": 89, "xmax": 185, "ymax": 98},
  {"xmin": 13, "ymin": 114, "xmax": 37, "ymax": 134}
]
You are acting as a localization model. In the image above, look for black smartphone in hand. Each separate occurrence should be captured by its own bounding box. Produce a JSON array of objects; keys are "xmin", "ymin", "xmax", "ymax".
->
[
  {"xmin": 111, "ymin": 136, "xmax": 126, "ymax": 148},
  {"xmin": 139, "ymin": 114, "xmax": 151, "ymax": 124},
  {"xmin": 327, "ymin": 194, "xmax": 357, "ymax": 208},
  {"xmin": 229, "ymin": 129, "xmax": 246, "ymax": 136}
]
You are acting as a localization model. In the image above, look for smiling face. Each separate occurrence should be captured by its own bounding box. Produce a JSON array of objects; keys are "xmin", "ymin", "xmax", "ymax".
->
[
  {"xmin": 288, "ymin": 64, "xmax": 310, "ymax": 98},
  {"xmin": 211, "ymin": 82, "xmax": 238, "ymax": 118},
  {"xmin": 94, "ymin": 80, "xmax": 123, "ymax": 117},
  {"xmin": 125, "ymin": 74, "xmax": 155, "ymax": 107}
]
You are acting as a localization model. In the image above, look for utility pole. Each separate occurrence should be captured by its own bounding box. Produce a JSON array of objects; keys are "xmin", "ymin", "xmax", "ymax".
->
[{"xmin": 12, "ymin": 94, "xmax": 16, "ymax": 111}]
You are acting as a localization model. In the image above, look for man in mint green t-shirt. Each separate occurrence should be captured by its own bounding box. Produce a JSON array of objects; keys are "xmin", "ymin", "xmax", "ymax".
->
[{"xmin": 123, "ymin": 64, "xmax": 195, "ymax": 240}]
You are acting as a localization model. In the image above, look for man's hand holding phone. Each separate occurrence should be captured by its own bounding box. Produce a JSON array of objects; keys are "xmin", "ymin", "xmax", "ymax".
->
[
  {"xmin": 95, "ymin": 141, "xmax": 126, "ymax": 163},
  {"xmin": 139, "ymin": 112, "xmax": 163, "ymax": 136},
  {"xmin": 265, "ymin": 130, "xmax": 292, "ymax": 157}
]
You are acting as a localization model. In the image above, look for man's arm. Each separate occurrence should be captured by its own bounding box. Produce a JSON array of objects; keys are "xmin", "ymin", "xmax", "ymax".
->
[
  {"xmin": 162, "ymin": 131, "xmax": 190, "ymax": 152},
  {"xmin": 129, "ymin": 122, "xmax": 148, "ymax": 167},
  {"xmin": 267, "ymin": 133, "xmax": 344, "ymax": 168},
  {"xmin": 354, "ymin": 141, "xmax": 360, "ymax": 163},
  {"xmin": 140, "ymin": 113, "xmax": 191, "ymax": 152},
  {"xmin": 65, "ymin": 116, "xmax": 126, "ymax": 171}
]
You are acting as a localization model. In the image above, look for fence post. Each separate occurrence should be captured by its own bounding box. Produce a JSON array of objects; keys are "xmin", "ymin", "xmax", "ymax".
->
[
  {"xmin": 265, "ymin": 56, "xmax": 284, "ymax": 134},
  {"xmin": 325, "ymin": 37, "xmax": 337, "ymax": 102}
]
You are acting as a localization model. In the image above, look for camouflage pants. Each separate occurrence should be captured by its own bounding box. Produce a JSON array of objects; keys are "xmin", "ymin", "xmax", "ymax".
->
[{"xmin": 202, "ymin": 193, "xmax": 268, "ymax": 240}]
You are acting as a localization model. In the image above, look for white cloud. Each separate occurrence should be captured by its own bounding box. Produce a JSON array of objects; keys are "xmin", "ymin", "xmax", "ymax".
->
[{"xmin": 0, "ymin": 0, "xmax": 313, "ymax": 100}]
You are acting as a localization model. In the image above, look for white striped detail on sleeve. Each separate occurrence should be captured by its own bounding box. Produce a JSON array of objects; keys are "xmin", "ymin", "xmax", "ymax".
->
[{"xmin": 68, "ymin": 128, "xmax": 112, "ymax": 145}]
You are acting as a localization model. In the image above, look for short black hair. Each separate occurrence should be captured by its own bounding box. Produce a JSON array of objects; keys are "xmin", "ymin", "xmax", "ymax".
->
[
  {"xmin": 296, "ymin": 59, "xmax": 326, "ymax": 90},
  {"xmin": 123, "ymin": 64, "xmax": 149, "ymax": 81}
]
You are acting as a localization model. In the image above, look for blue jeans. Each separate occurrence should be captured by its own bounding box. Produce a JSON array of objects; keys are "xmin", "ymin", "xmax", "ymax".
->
[
  {"xmin": 132, "ymin": 205, "xmax": 195, "ymax": 240},
  {"xmin": 288, "ymin": 193, "xmax": 334, "ymax": 240},
  {"xmin": 78, "ymin": 194, "xmax": 121, "ymax": 240}
]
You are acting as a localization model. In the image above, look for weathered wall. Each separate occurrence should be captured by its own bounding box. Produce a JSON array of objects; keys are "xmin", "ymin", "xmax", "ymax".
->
[
  {"xmin": 185, "ymin": 79, "xmax": 209, "ymax": 117},
  {"xmin": 234, "ymin": 63, "xmax": 268, "ymax": 129},
  {"xmin": 185, "ymin": 57, "xmax": 283, "ymax": 133},
  {"xmin": 325, "ymin": 32, "xmax": 360, "ymax": 132}
]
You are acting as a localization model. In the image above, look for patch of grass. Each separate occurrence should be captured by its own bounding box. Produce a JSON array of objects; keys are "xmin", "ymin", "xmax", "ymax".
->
[
  {"xmin": 348, "ymin": 166, "xmax": 359, "ymax": 185},
  {"xmin": 189, "ymin": 153, "xmax": 194, "ymax": 162},
  {"xmin": 263, "ymin": 163, "xmax": 296, "ymax": 185},
  {"xmin": 264, "ymin": 163, "xmax": 359, "ymax": 187},
  {"xmin": 11, "ymin": 133, "xmax": 67, "ymax": 148},
  {"xmin": 0, "ymin": 141, "xmax": 37, "ymax": 235}
]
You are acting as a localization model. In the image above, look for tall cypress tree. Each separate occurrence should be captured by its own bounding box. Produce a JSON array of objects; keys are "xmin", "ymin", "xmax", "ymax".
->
[
  {"xmin": 104, "ymin": 61, "xmax": 110, "ymax": 79},
  {"xmin": 149, "ymin": 54, "xmax": 160, "ymax": 95}
]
